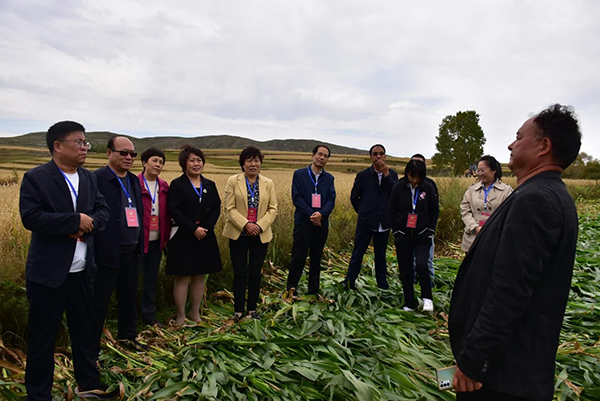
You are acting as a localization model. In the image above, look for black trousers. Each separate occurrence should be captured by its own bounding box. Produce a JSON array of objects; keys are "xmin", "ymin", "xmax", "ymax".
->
[
  {"xmin": 287, "ymin": 224, "xmax": 329, "ymax": 295},
  {"xmin": 456, "ymin": 387, "xmax": 544, "ymax": 401},
  {"xmin": 345, "ymin": 227, "xmax": 390, "ymax": 288},
  {"xmin": 26, "ymin": 272, "xmax": 101, "ymax": 401},
  {"xmin": 229, "ymin": 236, "xmax": 269, "ymax": 313},
  {"xmin": 140, "ymin": 240, "xmax": 161, "ymax": 323},
  {"xmin": 395, "ymin": 235, "xmax": 432, "ymax": 309},
  {"xmin": 92, "ymin": 249, "xmax": 140, "ymax": 356}
]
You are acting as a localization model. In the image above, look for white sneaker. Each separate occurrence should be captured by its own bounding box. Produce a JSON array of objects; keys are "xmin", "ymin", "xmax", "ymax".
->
[
  {"xmin": 423, "ymin": 298, "xmax": 434, "ymax": 312},
  {"xmin": 402, "ymin": 306, "xmax": 414, "ymax": 312}
]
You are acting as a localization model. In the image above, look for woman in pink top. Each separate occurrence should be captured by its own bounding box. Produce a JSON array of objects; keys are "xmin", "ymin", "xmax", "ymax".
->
[{"xmin": 138, "ymin": 147, "xmax": 171, "ymax": 326}]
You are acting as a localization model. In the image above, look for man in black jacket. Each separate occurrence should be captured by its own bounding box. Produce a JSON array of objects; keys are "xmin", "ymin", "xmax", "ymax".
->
[
  {"xmin": 92, "ymin": 136, "xmax": 145, "ymax": 354},
  {"xmin": 449, "ymin": 104, "xmax": 581, "ymax": 400},
  {"xmin": 20, "ymin": 121, "xmax": 119, "ymax": 400},
  {"xmin": 344, "ymin": 144, "xmax": 398, "ymax": 290}
]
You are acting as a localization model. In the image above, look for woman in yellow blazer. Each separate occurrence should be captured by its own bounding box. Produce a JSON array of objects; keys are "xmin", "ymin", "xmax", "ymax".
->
[{"xmin": 223, "ymin": 146, "xmax": 277, "ymax": 322}]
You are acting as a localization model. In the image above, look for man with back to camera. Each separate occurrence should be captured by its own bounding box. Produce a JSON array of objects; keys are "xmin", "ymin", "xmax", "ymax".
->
[
  {"xmin": 343, "ymin": 144, "xmax": 398, "ymax": 290},
  {"xmin": 92, "ymin": 136, "xmax": 145, "ymax": 355},
  {"xmin": 286, "ymin": 145, "xmax": 336, "ymax": 297},
  {"xmin": 19, "ymin": 121, "xmax": 121, "ymax": 400},
  {"xmin": 449, "ymin": 104, "xmax": 581, "ymax": 400},
  {"xmin": 410, "ymin": 154, "xmax": 438, "ymax": 281}
]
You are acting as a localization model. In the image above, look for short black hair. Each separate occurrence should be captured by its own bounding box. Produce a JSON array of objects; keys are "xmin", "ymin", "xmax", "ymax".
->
[
  {"xmin": 239, "ymin": 146, "xmax": 264, "ymax": 170},
  {"xmin": 479, "ymin": 155, "xmax": 502, "ymax": 180},
  {"xmin": 411, "ymin": 153, "xmax": 426, "ymax": 162},
  {"xmin": 46, "ymin": 121, "xmax": 85, "ymax": 154},
  {"xmin": 404, "ymin": 159, "xmax": 426, "ymax": 179},
  {"xmin": 369, "ymin": 144, "xmax": 386, "ymax": 155},
  {"xmin": 533, "ymin": 104, "xmax": 582, "ymax": 169},
  {"xmin": 312, "ymin": 144, "xmax": 331, "ymax": 157},
  {"xmin": 178, "ymin": 145, "xmax": 205, "ymax": 172},
  {"xmin": 107, "ymin": 136, "xmax": 117, "ymax": 150},
  {"xmin": 141, "ymin": 147, "xmax": 166, "ymax": 171}
]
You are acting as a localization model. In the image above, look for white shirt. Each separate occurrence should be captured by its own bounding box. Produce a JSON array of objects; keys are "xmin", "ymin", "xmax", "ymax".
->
[
  {"xmin": 63, "ymin": 171, "xmax": 87, "ymax": 273},
  {"xmin": 145, "ymin": 178, "xmax": 160, "ymax": 242}
]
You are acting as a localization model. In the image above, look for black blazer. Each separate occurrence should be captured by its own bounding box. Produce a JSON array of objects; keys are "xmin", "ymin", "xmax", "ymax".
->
[
  {"xmin": 93, "ymin": 166, "xmax": 144, "ymax": 269},
  {"xmin": 20, "ymin": 160, "xmax": 110, "ymax": 288},
  {"xmin": 166, "ymin": 174, "xmax": 222, "ymax": 274},
  {"xmin": 168, "ymin": 173, "xmax": 220, "ymax": 234},
  {"xmin": 350, "ymin": 166, "xmax": 398, "ymax": 230},
  {"xmin": 449, "ymin": 171, "xmax": 578, "ymax": 399},
  {"xmin": 389, "ymin": 177, "xmax": 439, "ymax": 239}
]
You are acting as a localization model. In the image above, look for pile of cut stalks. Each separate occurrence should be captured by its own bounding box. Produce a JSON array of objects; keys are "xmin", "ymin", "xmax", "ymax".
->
[{"xmin": 1, "ymin": 216, "xmax": 599, "ymax": 400}]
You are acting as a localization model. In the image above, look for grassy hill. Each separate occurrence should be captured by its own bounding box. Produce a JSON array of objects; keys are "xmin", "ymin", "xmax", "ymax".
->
[{"xmin": 0, "ymin": 132, "xmax": 367, "ymax": 155}]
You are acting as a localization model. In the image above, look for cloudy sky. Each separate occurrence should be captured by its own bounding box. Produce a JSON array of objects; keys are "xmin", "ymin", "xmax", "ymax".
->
[{"xmin": 1, "ymin": 0, "xmax": 598, "ymax": 160}]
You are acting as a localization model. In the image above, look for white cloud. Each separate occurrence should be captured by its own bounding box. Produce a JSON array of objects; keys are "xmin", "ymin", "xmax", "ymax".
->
[{"xmin": 0, "ymin": 0, "xmax": 598, "ymax": 160}]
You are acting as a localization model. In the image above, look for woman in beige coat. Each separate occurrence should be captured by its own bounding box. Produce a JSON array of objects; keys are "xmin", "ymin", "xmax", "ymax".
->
[
  {"xmin": 223, "ymin": 146, "xmax": 277, "ymax": 322},
  {"xmin": 461, "ymin": 155, "xmax": 513, "ymax": 251}
]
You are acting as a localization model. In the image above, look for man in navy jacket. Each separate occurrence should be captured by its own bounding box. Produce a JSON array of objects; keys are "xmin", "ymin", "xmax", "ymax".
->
[
  {"xmin": 19, "ymin": 121, "xmax": 118, "ymax": 400},
  {"xmin": 286, "ymin": 145, "xmax": 336, "ymax": 296},
  {"xmin": 344, "ymin": 144, "xmax": 398, "ymax": 290},
  {"xmin": 449, "ymin": 104, "xmax": 581, "ymax": 400},
  {"xmin": 92, "ymin": 136, "xmax": 145, "ymax": 354}
]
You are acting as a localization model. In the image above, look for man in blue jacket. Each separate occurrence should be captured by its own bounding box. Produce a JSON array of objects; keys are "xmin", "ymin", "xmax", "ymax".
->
[
  {"xmin": 286, "ymin": 145, "xmax": 336, "ymax": 297},
  {"xmin": 343, "ymin": 144, "xmax": 398, "ymax": 290},
  {"xmin": 20, "ymin": 121, "xmax": 119, "ymax": 400},
  {"xmin": 449, "ymin": 104, "xmax": 581, "ymax": 400},
  {"xmin": 92, "ymin": 136, "xmax": 145, "ymax": 355}
]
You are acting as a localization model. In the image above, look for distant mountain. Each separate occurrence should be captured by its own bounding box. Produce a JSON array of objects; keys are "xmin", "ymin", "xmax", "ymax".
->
[{"xmin": 0, "ymin": 132, "xmax": 367, "ymax": 155}]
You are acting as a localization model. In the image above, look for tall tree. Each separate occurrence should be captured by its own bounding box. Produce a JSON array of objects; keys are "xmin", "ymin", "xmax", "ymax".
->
[{"xmin": 432, "ymin": 110, "xmax": 486, "ymax": 176}]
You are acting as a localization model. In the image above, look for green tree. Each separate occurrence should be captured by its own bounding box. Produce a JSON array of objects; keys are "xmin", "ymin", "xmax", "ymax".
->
[{"xmin": 432, "ymin": 110, "xmax": 486, "ymax": 176}]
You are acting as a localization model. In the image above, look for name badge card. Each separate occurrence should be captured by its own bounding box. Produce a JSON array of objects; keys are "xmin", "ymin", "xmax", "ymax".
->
[
  {"xmin": 247, "ymin": 207, "xmax": 258, "ymax": 222},
  {"xmin": 406, "ymin": 213, "xmax": 418, "ymax": 228},
  {"xmin": 478, "ymin": 212, "xmax": 491, "ymax": 227},
  {"xmin": 150, "ymin": 215, "xmax": 159, "ymax": 231},
  {"xmin": 311, "ymin": 194, "xmax": 321, "ymax": 208},
  {"xmin": 126, "ymin": 207, "xmax": 139, "ymax": 228}
]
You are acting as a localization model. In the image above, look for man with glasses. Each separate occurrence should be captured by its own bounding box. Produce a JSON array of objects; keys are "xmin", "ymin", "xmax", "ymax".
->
[
  {"xmin": 19, "ymin": 121, "xmax": 121, "ymax": 399},
  {"xmin": 286, "ymin": 145, "xmax": 336, "ymax": 298},
  {"xmin": 343, "ymin": 144, "xmax": 398, "ymax": 290},
  {"xmin": 92, "ymin": 136, "xmax": 145, "ymax": 356}
]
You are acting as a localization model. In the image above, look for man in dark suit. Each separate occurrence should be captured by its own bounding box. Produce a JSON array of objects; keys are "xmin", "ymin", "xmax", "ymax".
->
[
  {"xmin": 92, "ymin": 136, "xmax": 145, "ymax": 354},
  {"xmin": 343, "ymin": 144, "xmax": 398, "ymax": 290},
  {"xmin": 286, "ymin": 145, "xmax": 336, "ymax": 297},
  {"xmin": 19, "ymin": 121, "xmax": 119, "ymax": 400},
  {"xmin": 449, "ymin": 104, "xmax": 582, "ymax": 400}
]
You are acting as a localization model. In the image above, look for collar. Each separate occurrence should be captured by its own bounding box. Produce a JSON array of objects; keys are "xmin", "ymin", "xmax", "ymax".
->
[{"xmin": 518, "ymin": 170, "xmax": 563, "ymax": 188}]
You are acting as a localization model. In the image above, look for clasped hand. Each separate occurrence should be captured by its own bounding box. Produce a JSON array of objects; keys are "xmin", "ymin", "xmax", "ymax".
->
[
  {"xmin": 244, "ymin": 222, "xmax": 261, "ymax": 237},
  {"xmin": 70, "ymin": 213, "xmax": 94, "ymax": 239},
  {"xmin": 309, "ymin": 212, "xmax": 322, "ymax": 227}
]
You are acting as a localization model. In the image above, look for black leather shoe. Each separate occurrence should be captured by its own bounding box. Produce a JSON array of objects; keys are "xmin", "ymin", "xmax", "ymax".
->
[
  {"xmin": 119, "ymin": 339, "xmax": 148, "ymax": 352},
  {"xmin": 75, "ymin": 383, "xmax": 123, "ymax": 400}
]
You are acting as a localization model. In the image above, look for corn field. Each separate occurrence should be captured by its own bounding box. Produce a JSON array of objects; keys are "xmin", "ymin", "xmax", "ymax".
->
[
  {"xmin": 0, "ymin": 166, "xmax": 599, "ymax": 400},
  {"xmin": 1, "ymin": 214, "xmax": 599, "ymax": 399}
]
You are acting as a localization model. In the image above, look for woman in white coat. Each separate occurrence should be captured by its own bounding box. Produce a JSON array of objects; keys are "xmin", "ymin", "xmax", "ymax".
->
[{"xmin": 460, "ymin": 155, "xmax": 513, "ymax": 252}]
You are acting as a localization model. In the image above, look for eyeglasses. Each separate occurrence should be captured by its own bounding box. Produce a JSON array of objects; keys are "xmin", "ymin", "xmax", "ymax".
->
[
  {"xmin": 112, "ymin": 149, "xmax": 138, "ymax": 158},
  {"xmin": 372, "ymin": 151, "xmax": 385, "ymax": 156},
  {"xmin": 315, "ymin": 152, "xmax": 330, "ymax": 158},
  {"xmin": 59, "ymin": 139, "xmax": 92, "ymax": 150}
]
